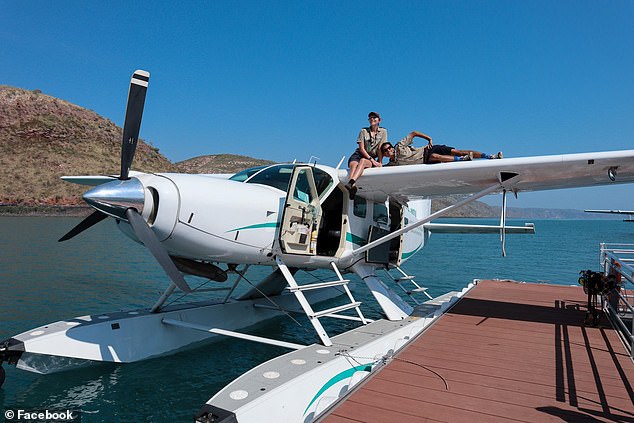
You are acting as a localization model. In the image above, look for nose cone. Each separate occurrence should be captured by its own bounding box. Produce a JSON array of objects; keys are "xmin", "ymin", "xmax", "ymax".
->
[{"xmin": 83, "ymin": 178, "xmax": 145, "ymax": 219}]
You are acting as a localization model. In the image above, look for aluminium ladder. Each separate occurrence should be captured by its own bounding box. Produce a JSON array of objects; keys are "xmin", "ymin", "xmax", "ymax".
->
[
  {"xmin": 275, "ymin": 256, "xmax": 367, "ymax": 346},
  {"xmin": 383, "ymin": 266, "xmax": 433, "ymax": 305}
]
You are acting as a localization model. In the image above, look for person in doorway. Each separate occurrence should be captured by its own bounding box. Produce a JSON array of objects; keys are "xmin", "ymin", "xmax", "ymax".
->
[
  {"xmin": 380, "ymin": 131, "xmax": 502, "ymax": 165},
  {"xmin": 346, "ymin": 111, "xmax": 387, "ymax": 199}
]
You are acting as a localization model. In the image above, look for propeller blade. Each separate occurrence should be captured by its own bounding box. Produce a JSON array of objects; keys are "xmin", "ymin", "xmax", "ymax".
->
[
  {"xmin": 58, "ymin": 210, "xmax": 108, "ymax": 242},
  {"xmin": 120, "ymin": 70, "xmax": 150, "ymax": 180},
  {"xmin": 125, "ymin": 208, "xmax": 192, "ymax": 293}
]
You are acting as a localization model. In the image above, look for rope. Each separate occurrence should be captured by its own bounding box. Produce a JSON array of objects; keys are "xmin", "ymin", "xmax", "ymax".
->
[
  {"xmin": 161, "ymin": 277, "xmax": 215, "ymax": 309},
  {"xmin": 336, "ymin": 350, "xmax": 450, "ymax": 391},
  {"xmin": 234, "ymin": 268, "xmax": 309, "ymax": 332},
  {"xmin": 158, "ymin": 268, "xmax": 308, "ymax": 333}
]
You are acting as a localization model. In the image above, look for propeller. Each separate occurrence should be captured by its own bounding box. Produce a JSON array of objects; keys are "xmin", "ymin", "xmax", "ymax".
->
[
  {"xmin": 58, "ymin": 210, "xmax": 108, "ymax": 242},
  {"xmin": 59, "ymin": 70, "xmax": 150, "ymax": 242},
  {"xmin": 58, "ymin": 70, "xmax": 193, "ymax": 293},
  {"xmin": 120, "ymin": 70, "xmax": 149, "ymax": 180},
  {"xmin": 125, "ymin": 209, "xmax": 191, "ymax": 293}
]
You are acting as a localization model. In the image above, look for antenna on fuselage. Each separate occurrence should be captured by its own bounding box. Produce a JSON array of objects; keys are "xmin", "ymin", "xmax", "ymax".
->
[
  {"xmin": 308, "ymin": 156, "xmax": 320, "ymax": 166},
  {"xmin": 335, "ymin": 156, "xmax": 346, "ymax": 170}
]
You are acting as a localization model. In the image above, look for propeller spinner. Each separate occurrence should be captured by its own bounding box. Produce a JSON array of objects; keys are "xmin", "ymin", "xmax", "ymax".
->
[{"xmin": 59, "ymin": 70, "xmax": 192, "ymax": 293}]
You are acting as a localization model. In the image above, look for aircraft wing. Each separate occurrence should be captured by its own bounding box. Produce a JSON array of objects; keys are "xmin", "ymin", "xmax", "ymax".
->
[
  {"xmin": 61, "ymin": 175, "xmax": 118, "ymax": 186},
  {"xmin": 346, "ymin": 150, "xmax": 634, "ymax": 202},
  {"xmin": 62, "ymin": 171, "xmax": 234, "ymax": 186},
  {"xmin": 584, "ymin": 209, "xmax": 634, "ymax": 215},
  {"xmin": 424, "ymin": 222, "xmax": 535, "ymax": 234},
  {"xmin": 61, "ymin": 171, "xmax": 150, "ymax": 186}
]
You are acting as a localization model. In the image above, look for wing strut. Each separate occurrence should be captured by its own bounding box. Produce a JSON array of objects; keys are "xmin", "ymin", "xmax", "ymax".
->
[
  {"xmin": 500, "ymin": 189, "xmax": 507, "ymax": 257},
  {"xmin": 352, "ymin": 173, "xmax": 520, "ymax": 258}
]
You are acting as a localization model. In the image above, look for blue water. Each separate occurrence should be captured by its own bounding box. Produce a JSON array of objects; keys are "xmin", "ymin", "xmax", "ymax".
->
[{"xmin": 0, "ymin": 217, "xmax": 632, "ymax": 421}]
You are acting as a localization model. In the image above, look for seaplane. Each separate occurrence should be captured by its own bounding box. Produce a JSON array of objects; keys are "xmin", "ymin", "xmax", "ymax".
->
[
  {"xmin": 585, "ymin": 209, "xmax": 634, "ymax": 222},
  {"xmin": 2, "ymin": 70, "xmax": 634, "ymax": 421}
]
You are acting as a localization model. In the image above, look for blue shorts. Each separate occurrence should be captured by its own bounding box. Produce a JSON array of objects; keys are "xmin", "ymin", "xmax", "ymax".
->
[{"xmin": 348, "ymin": 149, "xmax": 379, "ymax": 167}]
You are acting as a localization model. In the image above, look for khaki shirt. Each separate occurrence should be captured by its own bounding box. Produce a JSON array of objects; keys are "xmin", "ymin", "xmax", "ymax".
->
[
  {"xmin": 357, "ymin": 127, "xmax": 387, "ymax": 158},
  {"xmin": 392, "ymin": 134, "xmax": 427, "ymax": 165}
]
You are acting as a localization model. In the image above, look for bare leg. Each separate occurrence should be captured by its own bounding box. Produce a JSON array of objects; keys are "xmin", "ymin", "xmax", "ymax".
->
[
  {"xmin": 451, "ymin": 149, "xmax": 502, "ymax": 159},
  {"xmin": 348, "ymin": 158, "xmax": 372, "ymax": 182},
  {"xmin": 428, "ymin": 153, "xmax": 460, "ymax": 163},
  {"xmin": 348, "ymin": 161, "xmax": 360, "ymax": 182},
  {"xmin": 450, "ymin": 149, "xmax": 484, "ymax": 158}
]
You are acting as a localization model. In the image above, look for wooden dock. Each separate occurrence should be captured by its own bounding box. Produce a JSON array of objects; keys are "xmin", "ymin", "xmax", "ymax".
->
[{"xmin": 320, "ymin": 280, "xmax": 634, "ymax": 422}]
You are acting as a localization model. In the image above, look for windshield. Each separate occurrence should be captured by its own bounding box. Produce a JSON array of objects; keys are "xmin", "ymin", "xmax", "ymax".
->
[
  {"xmin": 246, "ymin": 164, "xmax": 296, "ymax": 191},
  {"xmin": 229, "ymin": 165, "xmax": 270, "ymax": 182},
  {"xmin": 231, "ymin": 164, "xmax": 334, "ymax": 197}
]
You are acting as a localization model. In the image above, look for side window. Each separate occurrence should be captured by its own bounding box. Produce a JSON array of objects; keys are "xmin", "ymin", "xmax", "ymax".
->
[
  {"xmin": 293, "ymin": 170, "xmax": 313, "ymax": 203},
  {"xmin": 373, "ymin": 202, "xmax": 388, "ymax": 225},
  {"xmin": 313, "ymin": 168, "xmax": 333, "ymax": 198},
  {"xmin": 353, "ymin": 197, "xmax": 366, "ymax": 218}
]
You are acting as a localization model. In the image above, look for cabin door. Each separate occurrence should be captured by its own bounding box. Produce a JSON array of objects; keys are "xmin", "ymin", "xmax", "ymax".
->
[{"xmin": 279, "ymin": 166, "xmax": 323, "ymax": 255}]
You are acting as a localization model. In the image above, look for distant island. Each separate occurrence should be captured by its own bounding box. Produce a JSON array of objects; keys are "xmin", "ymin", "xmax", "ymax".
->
[{"xmin": 0, "ymin": 85, "xmax": 617, "ymax": 219}]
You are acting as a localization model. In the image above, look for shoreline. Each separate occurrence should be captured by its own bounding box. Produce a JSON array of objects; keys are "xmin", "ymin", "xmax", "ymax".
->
[
  {"xmin": 0, "ymin": 205, "xmax": 621, "ymax": 220},
  {"xmin": 0, "ymin": 205, "xmax": 92, "ymax": 217}
]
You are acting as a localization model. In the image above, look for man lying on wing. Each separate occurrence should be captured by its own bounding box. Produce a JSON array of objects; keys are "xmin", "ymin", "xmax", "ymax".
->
[{"xmin": 381, "ymin": 130, "xmax": 503, "ymax": 165}]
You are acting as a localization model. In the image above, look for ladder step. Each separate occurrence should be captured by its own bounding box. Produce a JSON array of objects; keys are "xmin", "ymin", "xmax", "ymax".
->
[
  {"xmin": 311, "ymin": 302, "xmax": 362, "ymax": 318},
  {"xmin": 320, "ymin": 314, "xmax": 373, "ymax": 323},
  {"xmin": 288, "ymin": 279, "xmax": 350, "ymax": 292},
  {"xmin": 395, "ymin": 276, "xmax": 416, "ymax": 281},
  {"xmin": 411, "ymin": 287, "xmax": 428, "ymax": 292}
]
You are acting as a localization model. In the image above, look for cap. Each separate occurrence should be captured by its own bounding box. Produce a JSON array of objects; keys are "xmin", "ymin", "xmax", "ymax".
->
[{"xmin": 368, "ymin": 111, "xmax": 380, "ymax": 119}]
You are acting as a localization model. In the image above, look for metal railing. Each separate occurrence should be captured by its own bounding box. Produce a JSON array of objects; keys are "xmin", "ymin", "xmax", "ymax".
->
[{"xmin": 599, "ymin": 243, "xmax": 634, "ymax": 358}]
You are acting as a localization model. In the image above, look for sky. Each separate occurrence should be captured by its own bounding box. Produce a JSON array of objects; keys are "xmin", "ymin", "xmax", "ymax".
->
[{"xmin": 1, "ymin": 1, "xmax": 632, "ymax": 210}]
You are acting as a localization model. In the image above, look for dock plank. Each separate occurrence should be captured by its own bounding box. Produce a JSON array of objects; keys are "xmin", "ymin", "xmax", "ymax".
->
[{"xmin": 320, "ymin": 280, "xmax": 634, "ymax": 422}]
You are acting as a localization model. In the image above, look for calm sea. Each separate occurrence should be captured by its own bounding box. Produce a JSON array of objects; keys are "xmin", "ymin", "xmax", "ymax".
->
[{"xmin": 1, "ymin": 217, "xmax": 632, "ymax": 421}]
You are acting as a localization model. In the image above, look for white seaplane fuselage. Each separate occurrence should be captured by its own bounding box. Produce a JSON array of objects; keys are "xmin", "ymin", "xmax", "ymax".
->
[{"xmin": 119, "ymin": 163, "xmax": 426, "ymax": 270}]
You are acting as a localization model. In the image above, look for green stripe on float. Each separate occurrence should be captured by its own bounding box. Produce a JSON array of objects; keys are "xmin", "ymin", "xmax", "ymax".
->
[{"xmin": 303, "ymin": 364, "xmax": 372, "ymax": 415}]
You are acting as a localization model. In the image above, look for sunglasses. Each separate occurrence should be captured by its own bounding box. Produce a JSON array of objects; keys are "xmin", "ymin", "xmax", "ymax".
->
[{"xmin": 381, "ymin": 145, "xmax": 393, "ymax": 153}]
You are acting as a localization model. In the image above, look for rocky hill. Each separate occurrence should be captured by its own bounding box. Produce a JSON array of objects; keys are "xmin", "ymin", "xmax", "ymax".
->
[
  {"xmin": 0, "ymin": 86, "xmax": 270, "ymax": 207},
  {"xmin": 0, "ymin": 86, "xmax": 178, "ymax": 205},
  {"xmin": 432, "ymin": 195, "xmax": 497, "ymax": 217},
  {"xmin": 178, "ymin": 154, "xmax": 274, "ymax": 174}
]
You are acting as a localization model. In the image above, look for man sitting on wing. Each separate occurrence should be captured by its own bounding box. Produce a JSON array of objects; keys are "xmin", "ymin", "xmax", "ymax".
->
[{"xmin": 381, "ymin": 131, "xmax": 503, "ymax": 165}]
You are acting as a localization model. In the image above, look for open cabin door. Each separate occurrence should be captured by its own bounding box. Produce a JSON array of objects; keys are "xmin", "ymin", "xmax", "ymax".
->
[{"xmin": 279, "ymin": 166, "xmax": 323, "ymax": 255}]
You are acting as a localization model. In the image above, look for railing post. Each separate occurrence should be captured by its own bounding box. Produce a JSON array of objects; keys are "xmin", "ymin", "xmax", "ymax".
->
[{"xmin": 598, "ymin": 243, "xmax": 634, "ymax": 358}]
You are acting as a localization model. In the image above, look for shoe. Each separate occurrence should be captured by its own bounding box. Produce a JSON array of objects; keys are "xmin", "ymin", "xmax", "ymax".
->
[
  {"xmin": 494, "ymin": 151, "xmax": 503, "ymax": 159},
  {"xmin": 460, "ymin": 154, "xmax": 472, "ymax": 161},
  {"xmin": 348, "ymin": 184, "xmax": 357, "ymax": 200}
]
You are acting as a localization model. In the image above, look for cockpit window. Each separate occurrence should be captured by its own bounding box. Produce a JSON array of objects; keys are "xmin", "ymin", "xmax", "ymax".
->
[
  {"xmin": 229, "ymin": 165, "xmax": 270, "ymax": 182},
  {"xmin": 245, "ymin": 164, "xmax": 296, "ymax": 191},
  {"xmin": 231, "ymin": 164, "xmax": 334, "ymax": 197}
]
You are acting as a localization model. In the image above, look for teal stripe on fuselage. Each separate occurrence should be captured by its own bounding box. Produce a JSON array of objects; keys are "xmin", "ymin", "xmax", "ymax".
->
[
  {"xmin": 346, "ymin": 232, "xmax": 366, "ymax": 247},
  {"xmin": 401, "ymin": 242, "xmax": 423, "ymax": 259},
  {"xmin": 226, "ymin": 222, "xmax": 278, "ymax": 232}
]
